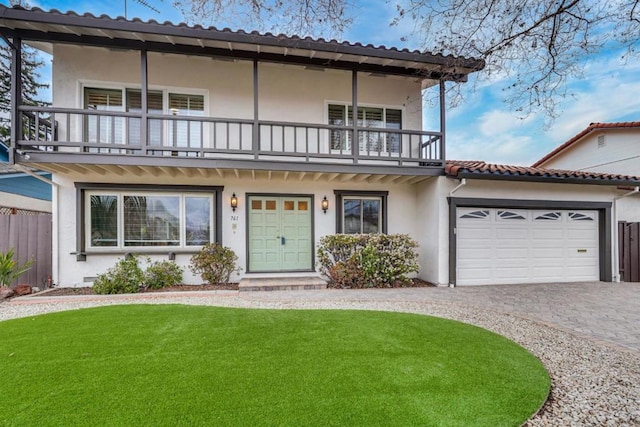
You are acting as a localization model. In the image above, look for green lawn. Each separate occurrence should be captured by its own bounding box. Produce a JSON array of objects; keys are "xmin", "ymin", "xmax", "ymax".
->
[{"xmin": 0, "ymin": 305, "xmax": 549, "ymax": 426}]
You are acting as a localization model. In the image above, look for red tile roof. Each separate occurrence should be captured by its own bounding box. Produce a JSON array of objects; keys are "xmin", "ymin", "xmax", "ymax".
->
[
  {"xmin": 445, "ymin": 160, "xmax": 640, "ymax": 185},
  {"xmin": 532, "ymin": 121, "xmax": 640, "ymax": 167}
]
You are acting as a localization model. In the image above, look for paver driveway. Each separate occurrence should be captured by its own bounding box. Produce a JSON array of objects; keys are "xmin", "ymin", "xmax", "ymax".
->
[{"xmin": 242, "ymin": 281, "xmax": 640, "ymax": 352}]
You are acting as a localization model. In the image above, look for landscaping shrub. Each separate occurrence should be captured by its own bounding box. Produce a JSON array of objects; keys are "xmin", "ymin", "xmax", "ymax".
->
[
  {"xmin": 93, "ymin": 255, "xmax": 144, "ymax": 294},
  {"xmin": 144, "ymin": 260, "xmax": 183, "ymax": 290},
  {"xmin": 190, "ymin": 243, "xmax": 240, "ymax": 285},
  {"xmin": 317, "ymin": 234, "xmax": 419, "ymax": 288}
]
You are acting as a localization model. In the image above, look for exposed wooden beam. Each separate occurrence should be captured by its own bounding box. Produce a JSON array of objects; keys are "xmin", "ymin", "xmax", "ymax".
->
[
  {"xmin": 234, "ymin": 169, "xmax": 240, "ymax": 179},
  {"xmin": 139, "ymin": 165, "xmax": 160, "ymax": 177},
  {"xmin": 268, "ymin": 171, "xmax": 272, "ymax": 180},
  {"xmin": 380, "ymin": 175, "xmax": 399, "ymax": 184},
  {"xmin": 327, "ymin": 173, "xmax": 340, "ymax": 182},
  {"xmin": 313, "ymin": 172, "xmax": 323, "ymax": 181},
  {"xmin": 283, "ymin": 171, "xmax": 290, "ymax": 181},
  {"xmin": 298, "ymin": 171, "xmax": 306, "ymax": 181},
  {"xmin": 367, "ymin": 174, "xmax": 386, "ymax": 183},
  {"xmin": 42, "ymin": 163, "xmax": 70, "ymax": 174},
  {"xmin": 340, "ymin": 173, "xmax": 357, "ymax": 182},
  {"xmin": 393, "ymin": 175, "xmax": 415, "ymax": 184},
  {"xmin": 407, "ymin": 176, "xmax": 430, "ymax": 185},
  {"xmin": 64, "ymin": 163, "xmax": 90, "ymax": 175},
  {"xmin": 124, "ymin": 165, "xmax": 145, "ymax": 177},
  {"xmin": 178, "ymin": 167, "xmax": 194, "ymax": 177},
  {"xmin": 87, "ymin": 164, "xmax": 107, "ymax": 176},
  {"xmin": 159, "ymin": 166, "xmax": 177, "ymax": 177},
  {"xmin": 215, "ymin": 168, "xmax": 224, "ymax": 178},
  {"xmin": 353, "ymin": 174, "xmax": 372, "ymax": 182}
]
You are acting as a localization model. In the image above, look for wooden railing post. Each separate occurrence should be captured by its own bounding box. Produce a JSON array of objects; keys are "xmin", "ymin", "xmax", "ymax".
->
[
  {"xmin": 10, "ymin": 36, "xmax": 22, "ymax": 165},
  {"xmin": 352, "ymin": 69, "xmax": 359, "ymax": 164},
  {"xmin": 140, "ymin": 49, "xmax": 148, "ymax": 155},
  {"xmin": 439, "ymin": 79, "xmax": 446, "ymax": 163},
  {"xmin": 253, "ymin": 59, "xmax": 259, "ymax": 159}
]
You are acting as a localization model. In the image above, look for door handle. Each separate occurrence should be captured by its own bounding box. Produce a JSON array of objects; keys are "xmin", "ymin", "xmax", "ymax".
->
[{"xmin": 281, "ymin": 236, "xmax": 286, "ymax": 245}]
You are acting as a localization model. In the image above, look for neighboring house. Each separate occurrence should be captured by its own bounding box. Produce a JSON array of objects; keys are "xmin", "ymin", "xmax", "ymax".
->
[
  {"xmin": 533, "ymin": 122, "xmax": 640, "ymax": 282},
  {"xmin": 533, "ymin": 122, "xmax": 640, "ymax": 222},
  {"xmin": 0, "ymin": 143, "xmax": 52, "ymax": 213},
  {"xmin": 3, "ymin": 6, "xmax": 640, "ymax": 287}
]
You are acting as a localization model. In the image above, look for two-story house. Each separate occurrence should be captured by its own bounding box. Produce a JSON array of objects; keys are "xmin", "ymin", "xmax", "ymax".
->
[{"xmin": 3, "ymin": 5, "xmax": 640, "ymax": 287}]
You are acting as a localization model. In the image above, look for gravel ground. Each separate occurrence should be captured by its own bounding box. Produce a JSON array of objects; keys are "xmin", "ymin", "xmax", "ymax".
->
[{"xmin": 1, "ymin": 294, "xmax": 639, "ymax": 426}]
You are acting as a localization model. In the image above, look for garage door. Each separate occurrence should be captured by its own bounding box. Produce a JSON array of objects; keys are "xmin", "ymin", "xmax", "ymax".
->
[{"xmin": 456, "ymin": 208, "xmax": 599, "ymax": 285}]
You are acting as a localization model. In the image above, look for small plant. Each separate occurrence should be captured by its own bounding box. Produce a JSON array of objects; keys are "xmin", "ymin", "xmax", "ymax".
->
[
  {"xmin": 0, "ymin": 247, "xmax": 34, "ymax": 287},
  {"xmin": 190, "ymin": 243, "xmax": 240, "ymax": 285},
  {"xmin": 93, "ymin": 254, "xmax": 144, "ymax": 294},
  {"xmin": 144, "ymin": 260, "xmax": 183, "ymax": 290}
]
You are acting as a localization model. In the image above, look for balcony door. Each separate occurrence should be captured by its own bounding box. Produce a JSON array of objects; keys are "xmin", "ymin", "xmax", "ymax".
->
[{"xmin": 248, "ymin": 195, "xmax": 313, "ymax": 272}]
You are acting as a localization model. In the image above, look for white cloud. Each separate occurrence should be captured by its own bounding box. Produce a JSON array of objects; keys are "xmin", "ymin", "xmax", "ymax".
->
[
  {"xmin": 478, "ymin": 110, "xmax": 534, "ymax": 136},
  {"xmin": 447, "ymin": 129, "xmax": 535, "ymax": 165}
]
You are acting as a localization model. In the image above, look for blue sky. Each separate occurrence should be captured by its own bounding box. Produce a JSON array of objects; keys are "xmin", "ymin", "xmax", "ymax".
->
[{"xmin": 6, "ymin": 0, "xmax": 640, "ymax": 165}]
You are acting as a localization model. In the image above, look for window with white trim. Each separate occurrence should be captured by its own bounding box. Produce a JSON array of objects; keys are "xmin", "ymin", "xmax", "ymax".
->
[
  {"xmin": 87, "ymin": 191, "xmax": 214, "ymax": 249},
  {"xmin": 83, "ymin": 87, "xmax": 205, "ymax": 150},
  {"xmin": 328, "ymin": 104, "xmax": 402, "ymax": 153}
]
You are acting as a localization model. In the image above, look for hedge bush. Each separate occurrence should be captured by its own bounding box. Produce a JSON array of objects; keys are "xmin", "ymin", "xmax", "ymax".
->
[
  {"xmin": 317, "ymin": 234, "xmax": 419, "ymax": 288},
  {"xmin": 93, "ymin": 255, "xmax": 145, "ymax": 294},
  {"xmin": 94, "ymin": 256, "xmax": 184, "ymax": 294},
  {"xmin": 144, "ymin": 260, "xmax": 184, "ymax": 290},
  {"xmin": 189, "ymin": 243, "xmax": 240, "ymax": 285}
]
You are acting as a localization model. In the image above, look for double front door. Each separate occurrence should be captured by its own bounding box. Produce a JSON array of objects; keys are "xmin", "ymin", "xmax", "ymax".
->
[{"xmin": 248, "ymin": 195, "xmax": 313, "ymax": 272}]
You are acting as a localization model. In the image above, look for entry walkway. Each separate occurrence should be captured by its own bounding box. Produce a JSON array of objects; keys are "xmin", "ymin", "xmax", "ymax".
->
[{"xmin": 240, "ymin": 281, "xmax": 640, "ymax": 352}]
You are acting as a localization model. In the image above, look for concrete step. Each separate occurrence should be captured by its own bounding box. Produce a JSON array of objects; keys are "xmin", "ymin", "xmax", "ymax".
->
[{"xmin": 239, "ymin": 277, "xmax": 327, "ymax": 292}]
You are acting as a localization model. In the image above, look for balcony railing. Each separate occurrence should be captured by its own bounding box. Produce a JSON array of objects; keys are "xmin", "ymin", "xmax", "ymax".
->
[{"xmin": 17, "ymin": 106, "xmax": 444, "ymax": 167}]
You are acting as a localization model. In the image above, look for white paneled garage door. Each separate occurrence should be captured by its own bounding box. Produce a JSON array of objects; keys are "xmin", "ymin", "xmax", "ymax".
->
[{"xmin": 456, "ymin": 208, "xmax": 599, "ymax": 285}]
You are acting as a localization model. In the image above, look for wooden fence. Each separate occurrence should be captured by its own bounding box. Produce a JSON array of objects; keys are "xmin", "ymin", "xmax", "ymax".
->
[
  {"xmin": 0, "ymin": 212, "xmax": 52, "ymax": 287},
  {"xmin": 618, "ymin": 221, "xmax": 640, "ymax": 283}
]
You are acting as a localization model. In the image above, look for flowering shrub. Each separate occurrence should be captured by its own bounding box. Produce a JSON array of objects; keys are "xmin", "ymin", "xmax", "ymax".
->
[
  {"xmin": 189, "ymin": 243, "xmax": 240, "ymax": 285},
  {"xmin": 317, "ymin": 234, "xmax": 419, "ymax": 288},
  {"xmin": 144, "ymin": 260, "xmax": 184, "ymax": 290}
]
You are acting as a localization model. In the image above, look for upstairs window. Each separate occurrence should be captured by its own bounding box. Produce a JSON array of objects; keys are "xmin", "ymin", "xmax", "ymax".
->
[
  {"xmin": 84, "ymin": 88, "xmax": 123, "ymax": 146},
  {"xmin": 83, "ymin": 86, "xmax": 205, "ymax": 150},
  {"xmin": 169, "ymin": 93, "xmax": 205, "ymax": 149},
  {"xmin": 328, "ymin": 104, "xmax": 402, "ymax": 153}
]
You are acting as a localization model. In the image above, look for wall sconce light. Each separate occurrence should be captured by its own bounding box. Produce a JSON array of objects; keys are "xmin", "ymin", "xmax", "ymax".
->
[
  {"xmin": 321, "ymin": 196, "xmax": 329, "ymax": 214},
  {"xmin": 230, "ymin": 193, "xmax": 238, "ymax": 212}
]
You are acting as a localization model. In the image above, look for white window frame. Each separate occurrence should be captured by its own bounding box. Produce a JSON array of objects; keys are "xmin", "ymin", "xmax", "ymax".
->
[
  {"xmin": 78, "ymin": 81, "xmax": 209, "ymax": 149},
  {"xmin": 85, "ymin": 190, "xmax": 215, "ymax": 251},
  {"xmin": 324, "ymin": 100, "xmax": 405, "ymax": 154}
]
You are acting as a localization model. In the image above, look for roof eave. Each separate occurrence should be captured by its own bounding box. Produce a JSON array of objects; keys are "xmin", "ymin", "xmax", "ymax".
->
[
  {"xmin": 451, "ymin": 172, "xmax": 640, "ymax": 187},
  {"xmin": 0, "ymin": 5, "xmax": 485, "ymax": 77}
]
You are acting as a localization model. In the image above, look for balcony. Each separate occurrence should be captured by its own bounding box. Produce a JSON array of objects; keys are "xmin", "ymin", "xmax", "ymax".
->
[{"xmin": 16, "ymin": 106, "xmax": 444, "ymax": 174}]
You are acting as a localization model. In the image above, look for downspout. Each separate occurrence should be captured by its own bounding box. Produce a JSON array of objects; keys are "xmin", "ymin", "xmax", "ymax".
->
[
  {"xmin": 449, "ymin": 178, "xmax": 467, "ymax": 197},
  {"xmin": 448, "ymin": 178, "xmax": 467, "ymax": 287},
  {"xmin": 14, "ymin": 165, "xmax": 60, "ymax": 287},
  {"xmin": 613, "ymin": 186, "xmax": 639, "ymax": 282}
]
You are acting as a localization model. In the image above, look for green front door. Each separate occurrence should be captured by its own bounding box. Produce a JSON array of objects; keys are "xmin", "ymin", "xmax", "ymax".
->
[{"xmin": 248, "ymin": 195, "xmax": 313, "ymax": 272}]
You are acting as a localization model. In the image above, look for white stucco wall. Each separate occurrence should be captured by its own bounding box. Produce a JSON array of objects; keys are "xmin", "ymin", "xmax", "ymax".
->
[
  {"xmin": 542, "ymin": 130, "xmax": 640, "ymax": 176},
  {"xmin": 53, "ymin": 171, "xmax": 421, "ymax": 287},
  {"xmin": 52, "ymin": 46, "xmax": 424, "ymax": 131}
]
